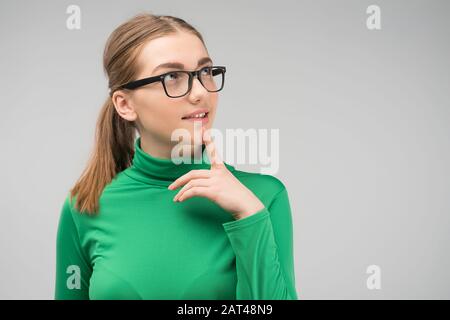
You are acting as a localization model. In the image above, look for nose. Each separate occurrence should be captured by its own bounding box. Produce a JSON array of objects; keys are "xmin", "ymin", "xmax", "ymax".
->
[{"xmin": 188, "ymin": 74, "xmax": 208, "ymax": 99}]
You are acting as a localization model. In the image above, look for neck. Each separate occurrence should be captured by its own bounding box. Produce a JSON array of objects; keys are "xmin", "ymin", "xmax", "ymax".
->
[
  {"xmin": 124, "ymin": 136, "xmax": 236, "ymax": 186},
  {"xmin": 140, "ymin": 134, "xmax": 204, "ymax": 161}
]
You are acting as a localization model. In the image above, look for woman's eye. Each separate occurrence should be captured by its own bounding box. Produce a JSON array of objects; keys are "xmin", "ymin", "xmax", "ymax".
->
[
  {"xmin": 201, "ymin": 67, "xmax": 212, "ymax": 75},
  {"xmin": 165, "ymin": 72, "xmax": 178, "ymax": 81}
]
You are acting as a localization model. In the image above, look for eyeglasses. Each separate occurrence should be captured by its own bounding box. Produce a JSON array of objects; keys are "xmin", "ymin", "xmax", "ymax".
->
[{"xmin": 116, "ymin": 65, "xmax": 226, "ymax": 98}]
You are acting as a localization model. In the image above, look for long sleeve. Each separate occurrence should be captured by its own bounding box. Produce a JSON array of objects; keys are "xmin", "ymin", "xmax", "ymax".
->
[
  {"xmin": 222, "ymin": 187, "xmax": 298, "ymax": 300},
  {"xmin": 55, "ymin": 196, "xmax": 93, "ymax": 300}
]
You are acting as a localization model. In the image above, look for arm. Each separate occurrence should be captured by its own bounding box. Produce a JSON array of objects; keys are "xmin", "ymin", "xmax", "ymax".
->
[
  {"xmin": 222, "ymin": 187, "xmax": 298, "ymax": 300},
  {"xmin": 54, "ymin": 196, "xmax": 92, "ymax": 299}
]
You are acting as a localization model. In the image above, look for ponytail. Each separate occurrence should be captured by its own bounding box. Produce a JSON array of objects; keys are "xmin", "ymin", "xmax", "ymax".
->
[
  {"xmin": 69, "ymin": 12, "xmax": 206, "ymax": 215},
  {"xmin": 69, "ymin": 97, "xmax": 136, "ymax": 215}
]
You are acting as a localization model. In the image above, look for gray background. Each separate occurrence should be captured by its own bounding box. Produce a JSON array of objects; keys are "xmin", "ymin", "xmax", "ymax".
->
[{"xmin": 0, "ymin": 0, "xmax": 449, "ymax": 299}]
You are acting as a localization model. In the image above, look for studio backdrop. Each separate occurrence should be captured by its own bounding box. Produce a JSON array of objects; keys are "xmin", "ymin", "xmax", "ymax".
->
[{"xmin": 0, "ymin": 0, "xmax": 449, "ymax": 299}]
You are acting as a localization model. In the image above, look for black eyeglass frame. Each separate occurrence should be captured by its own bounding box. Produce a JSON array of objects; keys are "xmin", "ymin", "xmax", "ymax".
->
[{"xmin": 116, "ymin": 65, "xmax": 226, "ymax": 98}]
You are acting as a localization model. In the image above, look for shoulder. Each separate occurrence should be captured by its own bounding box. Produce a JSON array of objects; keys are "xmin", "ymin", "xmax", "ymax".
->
[
  {"xmin": 232, "ymin": 168, "xmax": 286, "ymax": 190},
  {"xmin": 58, "ymin": 193, "xmax": 83, "ymax": 224},
  {"xmin": 58, "ymin": 192, "xmax": 97, "ymax": 225},
  {"xmin": 103, "ymin": 169, "xmax": 137, "ymax": 191},
  {"xmin": 231, "ymin": 168, "xmax": 288, "ymax": 203},
  {"xmin": 56, "ymin": 193, "xmax": 79, "ymax": 237},
  {"xmin": 60, "ymin": 193, "xmax": 75, "ymax": 218}
]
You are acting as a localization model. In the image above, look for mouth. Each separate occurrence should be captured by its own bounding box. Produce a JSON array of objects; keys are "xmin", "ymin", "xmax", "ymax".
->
[{"xmin": 181, "ymin": 111, "xmax": 209, "ymax": 122}]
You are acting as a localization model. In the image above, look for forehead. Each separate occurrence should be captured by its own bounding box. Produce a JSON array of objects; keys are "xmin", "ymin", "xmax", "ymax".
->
[{"xmin": 137, "ymin": 32, "xmax": 209, "ymax": 75}]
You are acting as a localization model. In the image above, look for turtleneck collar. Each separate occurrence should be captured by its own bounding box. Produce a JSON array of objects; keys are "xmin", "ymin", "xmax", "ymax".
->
[{"xmin": 124, "ymin": 136, "xmax": 236, "ymax": 186}]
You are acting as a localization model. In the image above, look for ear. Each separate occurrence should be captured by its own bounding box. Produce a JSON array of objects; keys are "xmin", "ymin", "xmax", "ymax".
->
[{"xmin": 111, "ymin": 90, "xmax": 138, "ymax": 122}]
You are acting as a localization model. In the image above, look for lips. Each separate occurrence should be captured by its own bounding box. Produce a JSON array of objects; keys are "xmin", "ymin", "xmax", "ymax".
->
[
  {"xmin": 181, "ymin": 109, "xmax": 209, "ymax": 120},
  {"xmin": 181, "ymin": 112, "xmax": 209, "ymax": 124}
]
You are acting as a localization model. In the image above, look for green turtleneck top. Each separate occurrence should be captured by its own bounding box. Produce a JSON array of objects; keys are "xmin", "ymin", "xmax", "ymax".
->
[{"xmin": 55, "ymin": 137, "xmax": 298, "ymax": 300}]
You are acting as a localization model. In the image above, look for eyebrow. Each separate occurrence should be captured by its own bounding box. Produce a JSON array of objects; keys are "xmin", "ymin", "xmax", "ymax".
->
[{"xmin": 151, "ymin": 57, "xmax": 213, "ymax": 74}]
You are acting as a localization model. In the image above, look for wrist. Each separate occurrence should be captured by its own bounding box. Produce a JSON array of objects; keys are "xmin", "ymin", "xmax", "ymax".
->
[{"xmin": 235, "ymin": 201, "xmax": 265, "ymax": 220}]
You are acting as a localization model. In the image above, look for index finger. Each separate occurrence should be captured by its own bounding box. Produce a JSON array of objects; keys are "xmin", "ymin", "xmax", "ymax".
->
[{"xmin": 203, "ymin": 128, "xmax": 224, "ymax": 168}]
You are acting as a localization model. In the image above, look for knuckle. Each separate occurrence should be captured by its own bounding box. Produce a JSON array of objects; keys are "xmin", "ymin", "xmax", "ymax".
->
[{"xmin": 191, "ymin": 180, "xmax": 199, "ymax": 187}]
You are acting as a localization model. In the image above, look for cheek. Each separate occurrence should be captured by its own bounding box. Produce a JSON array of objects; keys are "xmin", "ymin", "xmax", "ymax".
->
[
  {"xmin": 207, "ymin": 93, "xmax": 218, "ymax": 123},
  {"xmin": 134, "ymin": 91, "xmax": 185, "ymax": 137},
  {"xmin": 133, "ymin": 90, "xmax": 219, "ymax": 142},
  {"xmin": 210, "ymin": 92, "xmax": 218, "ymax": 107}
]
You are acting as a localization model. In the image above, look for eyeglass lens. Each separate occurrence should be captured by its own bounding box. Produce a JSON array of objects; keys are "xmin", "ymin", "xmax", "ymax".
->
[{"xmin": 162, "ymin": 67, "xmax": 224, "ymax": 97}]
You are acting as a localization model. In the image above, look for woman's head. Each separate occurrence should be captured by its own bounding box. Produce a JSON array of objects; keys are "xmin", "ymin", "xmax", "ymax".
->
[
  {"xmin": 70, "ymin": 13, "xmax": 218, "ymax": 214},
  {"xmin": 110, "ymin": 30, "xmax": 218, "ymax": 158}
]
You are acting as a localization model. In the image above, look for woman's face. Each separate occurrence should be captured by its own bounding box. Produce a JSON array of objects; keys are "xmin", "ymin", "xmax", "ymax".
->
[{"xmin": 113, "ymin": 31, "xmax": 219, "ymax": 157}]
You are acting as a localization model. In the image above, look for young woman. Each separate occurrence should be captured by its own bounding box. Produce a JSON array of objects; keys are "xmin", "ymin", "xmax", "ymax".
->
[{"xmin": 55, "ymin": 12, "xmax": 298, "ymax": 300}]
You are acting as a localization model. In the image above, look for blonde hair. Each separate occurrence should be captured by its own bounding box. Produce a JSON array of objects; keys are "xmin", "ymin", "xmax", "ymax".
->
[{"xmin": 69, "ymin": 12, "xmax": 206, "ymax": 215}]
